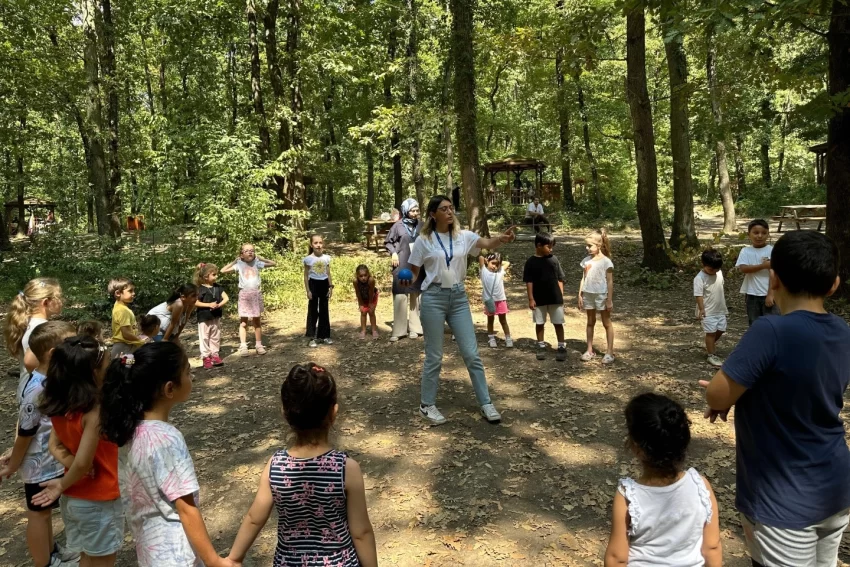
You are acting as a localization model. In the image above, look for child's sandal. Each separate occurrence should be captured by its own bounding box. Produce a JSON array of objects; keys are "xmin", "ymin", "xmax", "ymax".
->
[{"xmin": 255, "ymin": 344, "xmax": 267, "ymax": 355}]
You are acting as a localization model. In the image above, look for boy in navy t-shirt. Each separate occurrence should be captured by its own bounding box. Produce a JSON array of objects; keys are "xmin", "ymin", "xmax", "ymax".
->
[{"xmin": 701, "ymin": 230, "xmax": 850, "ymax": 567}]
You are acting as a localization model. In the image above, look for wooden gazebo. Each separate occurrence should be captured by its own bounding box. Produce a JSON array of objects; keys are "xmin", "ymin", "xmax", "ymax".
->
[
  {"xmin": 5, "ymin": 198, "xmax": 56, "ymax": 235},
  {"xmin": 483, "ymin": 155, "xmax": 547, "ymax": 206},
  {"xmin": 810, "ymin": 142, "xmax": 826, "ymax": 185}
]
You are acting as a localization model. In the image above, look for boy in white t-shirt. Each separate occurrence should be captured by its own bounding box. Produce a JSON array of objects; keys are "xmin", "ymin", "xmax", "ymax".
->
[
  {"xmin": 694, "ymin": 249, "xmax": 728, "ymax": 367},
  {"xmin": 736, "ymin": 219, "xmax": 780, "ymax": 326}
]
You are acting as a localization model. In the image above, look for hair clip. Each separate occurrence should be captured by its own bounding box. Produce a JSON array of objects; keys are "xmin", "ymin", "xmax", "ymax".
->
[
  {"xmin": 38, "ymin": 281, "xmax": 46, "ymax": 287},
  {"xmin": 18, "ymin": 290, "xmax": 25, "ymax": 297},
  {"xmin": 198, "ymin": 262, "xmax": 206, "ymax": 268},
  {"xmin": 120, "ymin": 353, "xmax": 135, "ymax": 367},
  {"xmin": 313, "ymin": 366, "xmax": 325, "ymax": 373}
]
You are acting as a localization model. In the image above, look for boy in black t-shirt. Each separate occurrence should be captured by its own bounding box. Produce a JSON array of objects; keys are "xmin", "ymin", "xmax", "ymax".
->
[{"xmin": 523, "ymin": 232, "xmax": 567, "ymax": 361}]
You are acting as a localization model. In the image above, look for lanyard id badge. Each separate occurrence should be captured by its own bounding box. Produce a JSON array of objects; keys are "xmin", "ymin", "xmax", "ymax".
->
[{"xmin": 434, "ymin": 233, "xmax": 455, "ymax": 288}]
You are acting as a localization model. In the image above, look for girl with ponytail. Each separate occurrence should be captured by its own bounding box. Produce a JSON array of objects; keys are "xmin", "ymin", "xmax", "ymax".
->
[
  {"xmin": 100, "ymin": 342, "xmax": 235, "ymax": 567},
  {"xmin": 604, "ymin": 393, "xmax": 721, "ymax": 567},
  {"xmin": 3, "ymin": 277, "xmax": 63, "ymax": 380}
]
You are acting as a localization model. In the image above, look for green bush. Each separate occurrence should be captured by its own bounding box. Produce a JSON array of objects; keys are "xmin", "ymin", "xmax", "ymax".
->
[{"xmin": 736, "ymin": 181, "xmax": 826, "ymax": 218}]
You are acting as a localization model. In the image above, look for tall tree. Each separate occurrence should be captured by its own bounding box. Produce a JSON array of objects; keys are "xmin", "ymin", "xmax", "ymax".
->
[
  {"xmin": 575, "ymin": 75, "xmax": 601, "ymax": 216},
  {"xmin": 661, "ymin": 6, "xmax": 698, "ymax": 249},
  {"xmin": 758, "ymin": 97, "xmax": 772, "ymax": 186},
  {"xmin": 450, "ymin": 0, "xmax": 488, "ymax": 234},
  {"xmin": 625, "ymin": 1, "xmax": 673, "ymax": 270},
  {"xmin": 405, "ymin": 0, "xmax": 424, "ymax": 205},
  {"xmin": 827, "ymin": 0, "xmax": 850, "ymax": 296},
  {"xmin": 706, "ymin": 23, "xmax": 737, "ymax": 234},
  {"xmin": 555, "ymin": 48, "xmax": 574, "ymax": 209},
  {"xmin": 247, "ymin": 0, "xmax": 271, "ymax": 160},
  {"xmin": 100, "ymin": 0, "xmax": 122, "ymax": 237},
  {"xmin": 385, "ymin": 7, "xmax": 403, "ymax": 210}
]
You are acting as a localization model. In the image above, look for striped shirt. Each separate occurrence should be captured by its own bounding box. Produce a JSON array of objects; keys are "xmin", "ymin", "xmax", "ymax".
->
[{"xmin": 269, "ymin": 449, "xmax": 359, "ymax": 567}]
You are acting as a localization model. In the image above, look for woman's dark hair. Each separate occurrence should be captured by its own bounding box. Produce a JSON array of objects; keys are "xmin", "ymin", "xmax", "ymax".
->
[
  {"xmin": 420, "ymin": 195, "xmax": 458, "ymax": 237},
  {"xmin": 166, "ymin": 283, "xmax": 198, "ymax": 304},
  {"xmin": 100, "ymin": 342, "xmax": 188, "ymax": 447},
  {"xmin": 39, "ymin": 335, "xmax": 107, "ymax": 417},
  {"xmin": 138, "ymin": 314, "xmax": 162, "ymax": 336},
  {"xmin": 625, "ymin": 393, "xmax": 690, "ymax": 476},
  {"xmin": 281, "ymin": 363, "xmax": 337, "ymax": 444}
]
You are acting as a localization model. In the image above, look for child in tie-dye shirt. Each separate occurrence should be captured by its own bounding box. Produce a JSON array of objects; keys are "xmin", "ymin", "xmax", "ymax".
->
[
  {"xmin": 100, "ymin": 342, "xmax": 236, "ymax": 567},
  {"xmin": 228, "ymin": 363, "xmax": 377, "ymax": 567}
]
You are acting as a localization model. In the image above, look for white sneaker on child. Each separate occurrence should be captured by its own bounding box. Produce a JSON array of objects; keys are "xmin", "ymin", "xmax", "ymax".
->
[
  {"xmin": 505, "ymin": 336, "xmax": 514, "ymax": 348},
  {"xmin": 52, "ymin": 543, "xmax": 79, "ymax": 563},
  {"xmin": 488, "ymin": 336, "xmax": 497, "ymax": 348}
]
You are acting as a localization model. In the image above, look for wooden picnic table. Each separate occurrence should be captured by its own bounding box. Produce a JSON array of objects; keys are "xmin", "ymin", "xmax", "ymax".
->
[
  {"xmin": 363, "ymin": 219, "xmax": 395, "ymax": 251},
  {"xmin": 773, "ymin": 205, "xmax": 826, "ymax": 232}
]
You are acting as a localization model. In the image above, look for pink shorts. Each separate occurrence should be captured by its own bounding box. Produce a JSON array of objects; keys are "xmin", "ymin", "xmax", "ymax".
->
[
  {"xmin": 484, "ymin": 300, "xmax": 509, "ymax": 316},
  {"xmin": 238, "ymin": 289, "xmax": 264, "ymax": 318}
]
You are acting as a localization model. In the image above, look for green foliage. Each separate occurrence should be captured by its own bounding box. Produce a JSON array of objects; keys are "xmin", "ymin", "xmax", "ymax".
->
[{"xmin": 736, "ymin": 182, "xmax": 826, "ymax": 218}]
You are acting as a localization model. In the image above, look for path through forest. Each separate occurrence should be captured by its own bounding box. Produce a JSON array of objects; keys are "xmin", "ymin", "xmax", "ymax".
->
[{"xmin": 1, "ymin": 216, "xmax": 849, "ymax": 566}]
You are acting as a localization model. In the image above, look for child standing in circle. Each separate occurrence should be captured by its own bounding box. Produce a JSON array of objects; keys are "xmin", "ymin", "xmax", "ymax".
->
[
  {"xmin": 227, "ymin": 363, "xmax": 378, "ymax": 567},
  {"xmin": 736, "ymin": 218, "xmax": 780, "ymax": 326},
  {"xmin": 353, "ymin": 264, "xmax": 379, "ymax": 339},
  {"xmin": 194, "ymin": 263, "xmax": 229, "ymax": 369},
  {"xmin": 579, "ymin": 229, "xmax": 615, "ymax": 364},
  {"xmin": 222, "ymin": 243, "xmax": 276, "ymax": 355},
  {"xmin": 694, "ymin": 250, "xmax": 728, "ymax": 367},
  {"xmin": 479, "ymin": 253, "xmax": 512, "ymax": 348},
  {"xmin": 0, "ymin": 321, "xmax": 78, "ymax": 567},
  {"xmin": 32, "ymin": 336, "xmax": 123, "ymax": 567},
  {"xmin": 100, "ymin": 343, "xmax": 236, "ymax": 567},
  {"xmin": 109, "ymin": 278, "xmax": 144, "ymax": 359},
  {"xmin": 604, "ymin": 393, "xmax": 722, "ymax": 567},
  {"xmin": 523, "ymin": 232, "xmax": 567, "ymax": 361},
  {"xmin": 304, "ymin": 234, "xmax": 334, "ymax": 348},
  {"xmin": 3, "ymin": 277, "xmax": 63, "ymax": 383}
]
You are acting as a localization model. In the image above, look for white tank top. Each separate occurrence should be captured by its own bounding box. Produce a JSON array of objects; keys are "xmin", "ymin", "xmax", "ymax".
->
[{"xmin": 619, "ymin": 468, "xmax": 712, "ymax": 567}]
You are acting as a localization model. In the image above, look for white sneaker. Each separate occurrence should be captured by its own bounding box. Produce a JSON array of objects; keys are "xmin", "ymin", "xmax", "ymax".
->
[
  {"xmin": 389, "ymin": 336, "xmax": 400, "ymax": 343},
  {"xmin": 52, "ymin": 544, "xmax": 79, "ymax": 563},
  {"xmin": 323, "ymin": 338, "xmax": 334, "ymax": 345},
  {"xmin": 408, "ymin": 332, "xmax": 418, "ymax": 339},
  {"xmin": 238, "ymin": 343, "xmax": 249, "ymax": 356},
  {"xmin": 602, "ymin": 353, "xmax": 615, "ymax": 365},
  {"xmin": 488, "ymin": 336, "xmax": 497, "ymax": 348},
  {"xmin": 707, "ymin": 354, "xmax": 723, "ymax": 367},
  {"xmin": 309, "ymin": 339, "xmax": 318, "ymax": 348},
  {"xmin": 419, "ymin": 404, "xmax": 447, "ymax": 425},
  {"xmin": 49, "ymin": 555, "xmax": 78, "ymax": 567},
  {"xmin": 505, "ymin": 336, "xmax": 514, "ymax": 348},
  {"xmin": 480, "ymin": 403, "xmax": 502, "ymax": 423}
]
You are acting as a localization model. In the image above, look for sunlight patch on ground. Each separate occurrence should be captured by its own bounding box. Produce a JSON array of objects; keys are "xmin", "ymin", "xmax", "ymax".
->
[{"xmin": 186, "ymin": 403, "xmax": 229, "ymax": 416}]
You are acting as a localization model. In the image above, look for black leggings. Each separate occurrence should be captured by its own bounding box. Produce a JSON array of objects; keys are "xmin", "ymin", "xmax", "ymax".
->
[{"xmin": 306, "ymin": 279, "xmax": 331, "ymax": 339}]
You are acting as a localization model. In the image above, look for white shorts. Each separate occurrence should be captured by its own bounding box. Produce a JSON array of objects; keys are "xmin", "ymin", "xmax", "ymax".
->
[
  {"xmin": 582, "ymin": 291, "xmax": 608, "ymax": 311},
  {"xmin": 533, "ymin": 304, "xmax": 565, "ymax": 325},
  {"xmin": 701, "ymin": 314, "xmax": 727, "ymax": 334}
]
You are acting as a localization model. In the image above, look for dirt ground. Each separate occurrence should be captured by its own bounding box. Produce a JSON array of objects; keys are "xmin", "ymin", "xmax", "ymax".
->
[{"xmin": 2, "ymin": 217, "xmax": 849, "ymax": 566}]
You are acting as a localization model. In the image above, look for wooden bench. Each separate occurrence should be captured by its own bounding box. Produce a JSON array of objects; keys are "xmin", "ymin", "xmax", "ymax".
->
[
  {"xmin": 772, "ymin": 205, "xmax": 826, "ymax": 232},
  {"xmin": 362, "ymin": 229, "xmax": 390, "ymax": 251}
]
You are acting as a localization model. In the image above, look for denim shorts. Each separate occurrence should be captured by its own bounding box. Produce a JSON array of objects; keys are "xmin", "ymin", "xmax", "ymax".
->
[{"xmin": 61, "ymin": 496, "xmax": 124, "ymax": 556}]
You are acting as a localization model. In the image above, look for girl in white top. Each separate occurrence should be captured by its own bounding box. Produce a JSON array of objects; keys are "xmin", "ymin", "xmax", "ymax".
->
[
  {"xmin": 404, "ymin": 195, "xmax": 516, "ymax": 426},
  {"xmin": 579, "ymin": 228, "xmax": 616, "ymax": 364},
  {"xmin": 221, "ymin": 243, "xmax": 277, "ymax": 355},
  {"xmin": 303, "ymin": 234, "xmax": 334, "ymax": 347},
  {"xmin": 604, "ymin": 393, "xmax": 721, "ymax": 567},
  {"xmin": 478, "ymin": 253, "xmax": 512, "ymax": 348}
]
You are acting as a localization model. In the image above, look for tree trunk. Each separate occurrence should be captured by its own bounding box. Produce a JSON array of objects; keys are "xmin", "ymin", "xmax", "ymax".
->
[
  {"xmin": 247, "ymin": 0, "xmax": 271, "ymax": 160},
  {"xmin": 707, "ymin": 152, "xmax": 717, "ymax": 198},
  {"xmin": 441, "ymin": 55, "xmax": 453, "ymax": 193},
  {"xmin": 100, "ymin": 0, "xmax": 122, "ymax": 237},
  {"xmin": 16, "ymin": 152, "xmax": 25, "ymax": 237},
  {"xmin": 827, "ymin": 0, "xmax": 850, "ymax": 296},
  {"xmin": 285, "ymin": 0, "xmax": 306, "ymax": 227},
  {"xmin": 663, "ymin": 20, "xmax": 698, "ymax": 249},
  {"xmin": 576, "ymin": 76, "xmax": 601, "ymax": 216},
  {"xmin": 0, "ymin": 151, "xmax": 10, "ymax": 248},
  {"xmin": 263, "ymin": 0, "xmax": 289, "ymax": 156},
  {"xmin": 228, "ymin": 43, "xmax": 238, "ymax": 134},
  {"xmin": 366, "ymin": 142, "xmax": 375, "ymax": 219},
  {"xmin": 759, "ymin": 97, "xmax": 772, "ymax": 186},
  {"xmin": 626, "ymin": 3, "xmax": 673, "ymax": 270},
  {"xmin": 323, "ymin": 83, "xmax": 342, "ymax": 220},
  {"xmin": 406, "ymin": 0, "xmax": 424, "ymax": 205},
  {"xmin": 734, "ymin": 134, "xmax": 747, "ymax": 198},
  {"xmin": 82, "ymin": 0, "xmax": 111, "ymax": 237},
  {"xmin": 486, "ymin": 63, "xmax": 506, "ymax": 153},
  {"xmin": 555, "ymin": 48, "xmax": 574, "ymax": 209},
  {"xmin": 450, "ymin": 0, "xmax": 488, "ymax": 235},
  {"xmin": 777, "ymin": 95, "xmax": 790, "ymax": 181},
  {"xmin": 706, "ymin": 24, "xmax": 736, "ymax": 234},
  {"xmin": 384, "ymin": 9, "xmax": 403, "ymax": 210}
]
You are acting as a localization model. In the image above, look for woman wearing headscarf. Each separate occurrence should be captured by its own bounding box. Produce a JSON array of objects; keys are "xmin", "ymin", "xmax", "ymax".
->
[{"xmin": 384, "ymin": 198, "xmax": 424, "ymax": 342}]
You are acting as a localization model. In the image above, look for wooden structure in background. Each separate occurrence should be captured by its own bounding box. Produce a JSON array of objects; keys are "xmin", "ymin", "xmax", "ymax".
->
[
  {"xmin": 483, "ymin": 155, "xmax": 546, "ymax": 206},
  {"xmin": 810, "ymin": 142, "xmax": 827, "ymax": 185}
]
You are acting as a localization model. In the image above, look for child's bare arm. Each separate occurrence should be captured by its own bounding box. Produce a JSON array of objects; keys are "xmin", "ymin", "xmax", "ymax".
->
[
  {"xmin": 230, "ymin": 457, "xmax": 274, "ymax": 563},
  {"xmin": 603, "ymin": 490, "xmax": 630, "ymax": 566},
  {"xmin": 738, "ymin": 258, "xmax": 771, "ymax": 274},
  {"xmin": 218, "ymin": 291, "xmax": 229, "ymax": 307},
  {"xmin": 701, "ymin": 477, "xmax": 723, "ymax": 567},
  {"xmin": 345, "ymin": 458, "xmax": 378, "ymax": 567},
  {"xmin": 0, "ymin": 432, "xmax": 34, "ymax": 481},
  {"xmin": 176, "ymin": 493, "xmax": 235, "ymax": 567},
  {"xmin": 526, "ymin": 283, "xmax": 535, "ymax": 310},
  {"xmin": 696, "ymin": 296, "xmax": 706, "ymax": 318},
  {"xmin": 23, "ymin": 349, "xmax": 38, "ymax": 373},
  {"xmin": 256, "ymin": 256, "xmax": 276, "ymax": 267},
  {"xmin": 304, "ymin": 265, "xmax": 312, "ymax": 299},
  {"xmin": 220, "ymin": 258, "xmax": 239, "ymax": 273},
  {"xmin": 606, "ymin": 269, "xmax": 614, "ymax": 307},
  {"xmin": 48, "ymin": 430, "xmax": 74, "ymax": 469}
]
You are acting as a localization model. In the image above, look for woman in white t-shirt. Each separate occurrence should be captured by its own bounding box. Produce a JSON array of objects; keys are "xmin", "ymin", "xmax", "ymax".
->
[{"xmin": 404, "ymin": 195, "xmax": 516, "ymax": 426}]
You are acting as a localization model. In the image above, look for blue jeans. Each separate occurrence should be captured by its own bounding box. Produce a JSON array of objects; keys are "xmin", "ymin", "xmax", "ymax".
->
[{"xmin": 419, "ymin": 284, "xmax": 491, "ymax": 406}]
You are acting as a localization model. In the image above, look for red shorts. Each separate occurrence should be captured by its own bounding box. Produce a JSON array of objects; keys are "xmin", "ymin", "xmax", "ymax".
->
[{"xmin": 359, "ymin": 291, "xmax": 379, "ymax": 313}]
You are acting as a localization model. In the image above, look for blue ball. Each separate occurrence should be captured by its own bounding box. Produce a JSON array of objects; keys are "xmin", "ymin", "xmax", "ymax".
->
[{"xmin": 398, "ymin": 268, "xmax": 414, "ymax": 282}]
